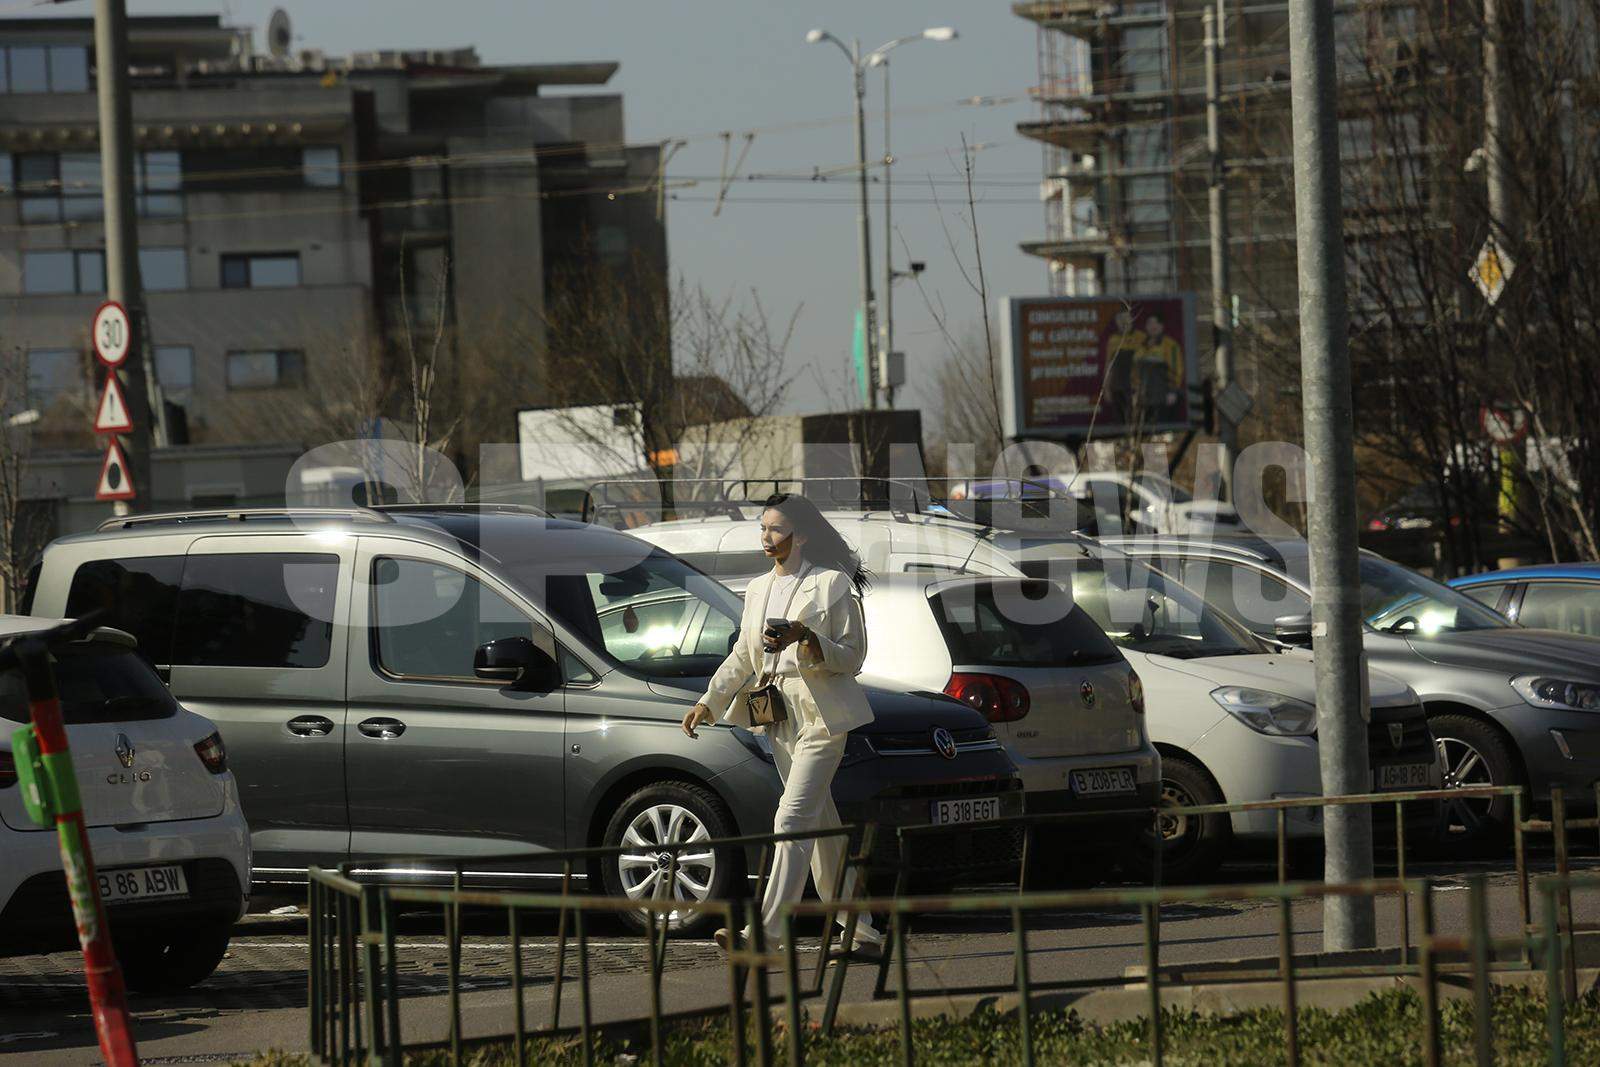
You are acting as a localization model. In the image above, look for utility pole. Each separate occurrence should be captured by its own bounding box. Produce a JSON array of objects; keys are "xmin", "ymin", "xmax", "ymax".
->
[
  {"xmin": 1204, "ymin": 2, "xmax": 1236, "ymax": 500},
  {"xmin": 880, "ymin": 57, "xmax": 895, "ymax": 409},
  {"xmin": 1286, "ymin": 0, "xmax": 1375, "ymax": 950},
  {"xmin": 1483, "ymin": 0, "xmax": 1520, "ymax": 556},
  {"xmin": 851, "ymin": 38, "xmax": 880, "ymax": 411},
  {"xmin": 95, "ymin": 0, "xmax": 164, "ymax": 514}
]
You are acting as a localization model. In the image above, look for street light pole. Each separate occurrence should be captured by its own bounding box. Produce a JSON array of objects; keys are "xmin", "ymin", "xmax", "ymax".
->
[
  {"xmin": 849, "ymin": 39, "xmax": 879, "ymax": 412},
  {"xmin": 808, "ymin": 27, "xmax": 956, "ymax": 411},
  {"xmin": 1204, "ymin": 3, "xmax": 1236, "ymax": 500},
  {"xmin": 1286, "ymin": 0, "xmax": 1375, "ymax": 950}
]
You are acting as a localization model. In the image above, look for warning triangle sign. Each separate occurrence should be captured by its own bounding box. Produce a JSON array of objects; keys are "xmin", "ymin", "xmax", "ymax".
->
[
  {"xmin": 96, "ymin": 438, "xmax": 136, "ymax": 501},
  {"xmin": 94, "ymin": 373, "xmax": 133, "ymax": 434}
]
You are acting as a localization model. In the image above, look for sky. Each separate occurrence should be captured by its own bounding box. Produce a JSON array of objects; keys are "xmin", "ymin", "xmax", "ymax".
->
[{"xmin": 32, "ymin": 1, "xmax": 1051, "ymax": 421}]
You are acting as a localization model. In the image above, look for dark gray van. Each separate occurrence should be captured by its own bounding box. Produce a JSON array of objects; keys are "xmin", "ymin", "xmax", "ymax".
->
[{"xmin": 28, "ymin": 506, "xmax": 1020, "ymax": 930}]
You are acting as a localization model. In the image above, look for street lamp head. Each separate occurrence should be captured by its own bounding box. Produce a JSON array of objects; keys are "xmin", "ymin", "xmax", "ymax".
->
[
  {"xmin": 805, "ymin": 29, "xmax": 828, "ymax": 44},
  {"xmin": 922, "ymin": 27, "xmax": 958, "ymax": 41}
]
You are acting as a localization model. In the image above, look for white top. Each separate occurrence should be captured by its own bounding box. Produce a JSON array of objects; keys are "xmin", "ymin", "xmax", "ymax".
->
[{"xmin": 762, "ymin": 560, "xmax": 807, "ymax": 677}]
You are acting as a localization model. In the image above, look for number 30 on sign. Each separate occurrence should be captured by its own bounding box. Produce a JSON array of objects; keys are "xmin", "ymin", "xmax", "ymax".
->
[{"xmin": 93, "ymin": 301, "xmax": 132, "ymax": 368}]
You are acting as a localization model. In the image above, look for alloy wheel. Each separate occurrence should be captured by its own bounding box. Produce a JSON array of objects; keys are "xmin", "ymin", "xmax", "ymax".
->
[
  {"xmin": 1435, "ymin": 735, "xmax": 1495, "ymax": 835},
  {"xmin": 616, "ymin": 803, "xmax": 717, "ymax": 927}
]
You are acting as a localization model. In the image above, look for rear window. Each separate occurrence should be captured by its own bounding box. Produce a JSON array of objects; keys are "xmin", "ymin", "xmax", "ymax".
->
[
  {"xmin": 65, "ymin": 556, "xmax": 184, "ymax": 665},
  {"xmin": 930, "ymin": 582, "xmax": 1122, "ymax": 668},
  {"xmin": 0, "ymin": 644, "xmax": 177, "ymax": 725}
]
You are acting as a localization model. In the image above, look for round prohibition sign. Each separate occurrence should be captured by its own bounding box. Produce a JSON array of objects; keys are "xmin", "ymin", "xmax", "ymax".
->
[{"xmin": 93, "ymin": 301, "xmax": 132, "ymax": 367}]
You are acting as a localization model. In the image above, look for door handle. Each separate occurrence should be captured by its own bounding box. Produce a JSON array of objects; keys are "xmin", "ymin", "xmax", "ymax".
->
[
  {"xmin": 286, "ymin": 715, "xmax": 335, "ymax": 737},
  {"xmin": 357, "ymin": 717, "xmax": 407, "ymax": 740}
]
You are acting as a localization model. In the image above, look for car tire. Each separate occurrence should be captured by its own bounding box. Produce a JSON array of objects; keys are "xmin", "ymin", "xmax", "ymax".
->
[
  {"xmin": 1429, "ymin": 712, "xmax": 1518, "ymax": 851},
  {"xmin": 599, "ymin": 780, "xmax": 740, "ymax": 936},
  {"xmin": 115, "ymin": 921, "xmax": 232, "ymax": 993},
  {"xmin": 1123, "ymin": 755, "xmax": 1229, "ymax": 884}
]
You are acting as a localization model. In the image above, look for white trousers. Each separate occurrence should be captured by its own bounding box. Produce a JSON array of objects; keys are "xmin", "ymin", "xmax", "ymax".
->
[{"xmin": 754, "ymin": 675, "xmax": 881, "ymax": 947}]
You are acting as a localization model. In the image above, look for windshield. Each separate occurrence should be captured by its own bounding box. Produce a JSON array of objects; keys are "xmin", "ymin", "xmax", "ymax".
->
[
  {"xmin": 1022, "ymin": 554, "xmax": 1265, "ymax": 659},
  {"xmin": 1, "ymin": 643, "xmax": 178, "ymax": 725},
  {"xmin": 501, "ymin": 550, "xmax": 744, "ymax": 679},
  {"xmin": 1279, "ymin": 552, "xmax": 1507, "ymax": 635}
]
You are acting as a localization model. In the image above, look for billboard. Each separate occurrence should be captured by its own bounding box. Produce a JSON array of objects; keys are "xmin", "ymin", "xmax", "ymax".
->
[{"xmin": 999, "ymin": 294, "xmax": 1201, "ymax": 440}]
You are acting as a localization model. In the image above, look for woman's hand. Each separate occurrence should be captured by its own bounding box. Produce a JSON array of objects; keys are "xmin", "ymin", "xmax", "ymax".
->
[
  {"xmin": 761, "ymin": 620, "xmax": 809, "ymax": 654},
  {"xmin": 681, "ymin": 703, "xmax": 715, "ymax": 738}
]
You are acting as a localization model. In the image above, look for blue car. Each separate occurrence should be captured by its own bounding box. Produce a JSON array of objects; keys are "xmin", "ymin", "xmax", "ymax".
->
[{"xmin": 1449, "ymin": 564, "xmax": 1600, "ymax": 638}]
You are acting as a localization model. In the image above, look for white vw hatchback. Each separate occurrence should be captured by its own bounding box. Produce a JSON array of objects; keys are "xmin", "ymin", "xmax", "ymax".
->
[{"xmin": 0, "ymin": 617, "xmax": 250, "ymax": 990}]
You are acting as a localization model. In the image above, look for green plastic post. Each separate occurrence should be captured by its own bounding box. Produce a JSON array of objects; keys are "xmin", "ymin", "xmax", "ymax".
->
[{"xmin": 11, "ymin": 723, "xmax": 54, "ymax": 827}]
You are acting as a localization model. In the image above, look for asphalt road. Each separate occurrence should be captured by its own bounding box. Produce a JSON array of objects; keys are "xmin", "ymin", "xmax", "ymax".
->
[{"xmin": 4, "ymin": 853, "xmax": 1597, "ymax": 1066}]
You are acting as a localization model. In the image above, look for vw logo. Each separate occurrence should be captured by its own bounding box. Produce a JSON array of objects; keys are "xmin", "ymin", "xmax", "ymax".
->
[
  {"xmin": 931, "ymin": 727, "xmax": 958, "ymax": 761},
  {"xmin": 114, "ymin": 733, "xmax": 135, "ymax": 769},
  {"xmin": 1080, "ymin": 681, "xmax": 1096, "ymax": 708},
  {"xmin": 1389, "ymin": 723, "xmax": 1405, "ymax": 751}
]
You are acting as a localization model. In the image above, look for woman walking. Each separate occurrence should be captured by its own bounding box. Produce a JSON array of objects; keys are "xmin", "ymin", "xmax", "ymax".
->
[{"xmin": 680, "ymin": 492, "xmax": 883, "ymax": 954}]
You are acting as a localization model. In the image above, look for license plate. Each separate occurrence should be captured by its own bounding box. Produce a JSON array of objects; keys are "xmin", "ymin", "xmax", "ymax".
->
[
  {"xmin": 929, "ymin": 796, "xmax": 1001, "ymax": 826},
  {"xmin": 1070, "ymin": 767, "xmax": 1137, "ymax": 796},
  {"xmin": 98, "ymin": 865, "xmax": 188, "ymax": 905},
  {"xmin": 1376, "ymin": 762, "xmax": 1434, "ymax": 791}
]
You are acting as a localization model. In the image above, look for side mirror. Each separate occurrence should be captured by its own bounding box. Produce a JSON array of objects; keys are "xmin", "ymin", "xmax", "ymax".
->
[
  {"xmin": 1273, "ymin": 613, "xmax": 1315, "ymax": 647},
  {"xmin": 474, "ymin": 636, "xmax": 559, "ymax": 689}
]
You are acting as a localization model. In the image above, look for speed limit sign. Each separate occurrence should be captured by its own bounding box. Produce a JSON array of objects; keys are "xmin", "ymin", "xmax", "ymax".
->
[{"xmin": 92, "ymin": 301, "xmax": 132, "ymax": 367}]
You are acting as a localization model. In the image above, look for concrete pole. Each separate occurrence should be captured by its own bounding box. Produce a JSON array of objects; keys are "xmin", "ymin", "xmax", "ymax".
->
[
  {"xmin": 881, "ymin": 58, "xmax": 895, "ymax": 409},
  {"xmin": 95, "ymin": 0, "xmax": 165, "ymax": 514},
  {"xmin": 1483, "ymin": 0, "xmax": 1520, "ymax": 550},
  {"xmin": 1285, "ymin": 0, "xmax": 1375, "ymax": 949},
  {"xmin": 851, "ymin": 40, "xmax": 879, "ymax": 411},
  {"xmin": 1204, "ymin": 4, "xmax": 1235, "ymax": 500}
]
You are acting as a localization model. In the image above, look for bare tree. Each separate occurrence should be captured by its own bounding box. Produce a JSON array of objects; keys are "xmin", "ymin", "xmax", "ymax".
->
[
  {"xmin": 0, "ymin": 358, "xmax": 46, "ymax": 612},
  {"xmin": 538, "ymin": 255, "xmax": 800, "ymax": 499}
]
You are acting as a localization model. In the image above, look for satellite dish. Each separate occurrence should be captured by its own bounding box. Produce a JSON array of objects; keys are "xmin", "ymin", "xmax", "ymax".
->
[{"xmin": 268, "ymin": 8, "xmax": 293, "ymax": 59}]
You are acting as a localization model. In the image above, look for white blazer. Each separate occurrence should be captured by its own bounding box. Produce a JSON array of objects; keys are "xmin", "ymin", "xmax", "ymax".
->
[{"xmin": 700, "ymin": 566, "xmax": 875, "ymax": 735}]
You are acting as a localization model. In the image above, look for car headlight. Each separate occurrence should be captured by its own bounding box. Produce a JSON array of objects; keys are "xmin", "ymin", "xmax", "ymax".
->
[
  {"xmin": 1513, "ymin": 676, "xmax": 1600, "ymax": 712},
  {"xmin": 1211, "ymin": 686, "xmax": 1317, "ymax": 736}
]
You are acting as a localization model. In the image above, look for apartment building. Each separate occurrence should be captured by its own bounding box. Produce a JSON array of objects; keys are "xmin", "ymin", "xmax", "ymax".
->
[{"xmin": 0, "ymin": 14, "xmax": 667, "ymax": 454}]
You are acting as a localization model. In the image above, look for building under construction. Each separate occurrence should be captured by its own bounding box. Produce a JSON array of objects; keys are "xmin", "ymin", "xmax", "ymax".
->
[{"xmin": 1013, "ymin": 0, "xmax": 1428, "ymax": 418}]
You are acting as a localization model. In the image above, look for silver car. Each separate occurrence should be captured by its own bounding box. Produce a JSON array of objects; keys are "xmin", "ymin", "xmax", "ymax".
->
[
  {"xmin": 26, "ymin": 506, "xmax": 1022, "ymax": 931},
  {"xmin": 1104, "ymin": 534, "xmax": 1600, "ymax": 845}
]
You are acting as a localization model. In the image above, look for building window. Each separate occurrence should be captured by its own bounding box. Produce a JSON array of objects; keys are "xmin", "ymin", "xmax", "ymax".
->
[
  {"xmin": 26, "ymin": 348, "xmax": 85, "ymax": 410},
  {"xmin": 303, "ymin": 146, "xmax": 341, "ymax": 188},
  {"xmin": 226, "ymin": 350, "xmax": 306, "ymax": 390},
  {"xmin": 154, "ymin": 346, "xmax": 194, "ymax": 402},
  {"xmin": 18, "ymin": 150, "xmax": 182, "ymax": 222},
  {"xmin": 140, "ymin": 247, "xmax": 187, "ymax": 291},
  {"xmin": 1, "ymin": 44, "xmax": 88, "ymax": 93},
  {"xmin": 221, "ymin": 253, "xmax": 300, "ymax": 289},
  {"xmin": 22, "ymin": 249, "xmax": 103, "ymax": 294},
  {"xmin": 47, "ymin": 45, "xmax": 89, "ymax": 92},
  {"xmin": 8, "ymin": 46, "xmax": 48, "ymax": 93},
  {"xmin": 137, "ymin": 150, "xmax": 181, "ymax": 217}
]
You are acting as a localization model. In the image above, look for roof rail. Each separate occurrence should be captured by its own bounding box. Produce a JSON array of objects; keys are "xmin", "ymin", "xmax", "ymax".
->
[
  {"xmin": 374, "ymin": 503, "xmax": 551, "ymax": 518},
  {"xmin": 580, "ymin": 475, "xmax": 1094, "ymax": 533},
  {"xmin": 95, "ymin": 506, "xmax": 396, "ymax": 533}
]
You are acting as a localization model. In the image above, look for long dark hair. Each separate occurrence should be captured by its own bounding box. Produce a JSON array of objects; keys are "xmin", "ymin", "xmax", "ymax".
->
[{"xmin": 764, "ymin": 492, "xmax": 872, "ymax": 595}]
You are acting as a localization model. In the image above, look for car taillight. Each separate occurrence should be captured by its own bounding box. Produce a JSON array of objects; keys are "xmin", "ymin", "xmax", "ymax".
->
[
  {"xmin": 194, "ymin": 731, "xmax": 227, "ymax": 775},
  {"xmin": 944, "ymin": 672, "xmax": 1031, "ymax": 722},
  {"xmin": 0, "ymin": 749, "xmax": 15, "ymax": 789},
  {"xmin": 1129, "ymin": 669, "xmax": 1145, "ymax": 715}
]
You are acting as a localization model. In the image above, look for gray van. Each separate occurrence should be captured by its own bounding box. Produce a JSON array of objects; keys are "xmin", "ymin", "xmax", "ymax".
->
[{"xmin": 27, "ymin": 506, "xmax": 1021, "ymax": 930}]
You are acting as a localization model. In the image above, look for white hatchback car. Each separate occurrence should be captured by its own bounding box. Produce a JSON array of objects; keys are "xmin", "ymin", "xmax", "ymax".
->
[{"xmin": 0, "ymin": 617, "xmax": 250, "ymax": 990}]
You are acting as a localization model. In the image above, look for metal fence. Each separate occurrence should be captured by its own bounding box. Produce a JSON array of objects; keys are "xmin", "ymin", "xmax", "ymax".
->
[{"xmin": 307, "ymin": 783, "xmax": 1598, "ymax": 1067}]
